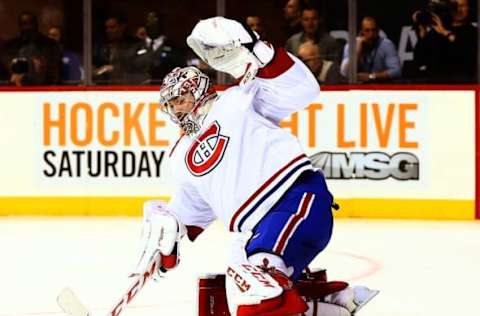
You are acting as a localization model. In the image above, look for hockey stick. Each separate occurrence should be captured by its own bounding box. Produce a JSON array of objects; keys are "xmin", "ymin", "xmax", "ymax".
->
[{"xmin": 57, "ymin": 251, "xmax": 161, "ymax": 316}]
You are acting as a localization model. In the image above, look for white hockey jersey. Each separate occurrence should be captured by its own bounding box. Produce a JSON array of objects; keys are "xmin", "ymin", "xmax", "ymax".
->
[{"xmin": 167, "ymin": 48, "xmax": 320, "ymax": 235}]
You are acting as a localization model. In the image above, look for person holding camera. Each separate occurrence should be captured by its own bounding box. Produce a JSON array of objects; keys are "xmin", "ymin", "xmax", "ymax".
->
[
  {"xmin": 412, "ymin": 0, "xmax": 477, "ymax": 82},
  {"xmin": 3, "ymin": 10, "xmax": 61, "ymax": 86}
]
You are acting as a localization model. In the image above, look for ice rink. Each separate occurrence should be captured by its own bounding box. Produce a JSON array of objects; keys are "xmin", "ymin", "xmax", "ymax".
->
[{"xmin": 1, "ymin": 217, "xmax": 479, "ymax": 316}]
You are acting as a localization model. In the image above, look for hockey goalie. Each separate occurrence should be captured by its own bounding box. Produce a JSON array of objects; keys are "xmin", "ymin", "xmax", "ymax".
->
[{"xmin": 132, "ymin": 16, "xmax": 378, "ymax": 316}]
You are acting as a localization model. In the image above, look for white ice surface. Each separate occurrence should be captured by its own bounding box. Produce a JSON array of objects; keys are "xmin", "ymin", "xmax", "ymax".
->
[{"xmin": 1, "ymin": 217, "xmax": 479, "ymax": 316}]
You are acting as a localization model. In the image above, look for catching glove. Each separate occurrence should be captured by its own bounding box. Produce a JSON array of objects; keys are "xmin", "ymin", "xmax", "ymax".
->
[{"xmin": 186, "ymin": 16, "xmax": 274, "ymax": 85}]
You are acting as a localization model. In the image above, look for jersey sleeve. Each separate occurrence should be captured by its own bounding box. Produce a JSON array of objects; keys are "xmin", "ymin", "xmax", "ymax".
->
[
  {"xmin": 167, "ymin": 182, "xmax": 217, "ymax": 240},
  {"xmin": 252, "ymin": 47, "xmax": 321, "ymax": 124}
]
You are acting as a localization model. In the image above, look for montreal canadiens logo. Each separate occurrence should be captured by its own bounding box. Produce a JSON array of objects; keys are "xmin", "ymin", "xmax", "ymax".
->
[{"xmin": 185, "ymin": 121, "xmax": 229, "ymax": 176}]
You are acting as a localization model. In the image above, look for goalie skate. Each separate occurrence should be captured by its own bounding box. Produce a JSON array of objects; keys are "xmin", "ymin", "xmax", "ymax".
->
[{"xmin": 351, "ymin": 286, "xmax": 379, "ymax": 314}]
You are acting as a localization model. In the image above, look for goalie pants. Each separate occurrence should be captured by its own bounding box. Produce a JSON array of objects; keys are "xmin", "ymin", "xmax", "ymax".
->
[{"xmin": 245, "ymin": 169, "xmax": 333, "ymax": 280}]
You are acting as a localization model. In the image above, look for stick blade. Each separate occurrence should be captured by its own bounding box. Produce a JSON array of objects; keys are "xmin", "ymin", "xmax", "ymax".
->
[{"xmin": 57, "ymin": 288, "xmax": 91, "ymax": 316}]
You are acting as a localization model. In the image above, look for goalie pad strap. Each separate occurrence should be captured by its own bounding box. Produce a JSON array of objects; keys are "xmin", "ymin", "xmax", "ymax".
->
[
  {"xmin": 240, "ymin": 21, "xmax": 259, "ymax": 51},
  {"xmin": 298, "ymin": 280, "xmax": 349, "ymax": 298},
  {"xmin": 186, "ymin": 225, "xmax": 204, "ymax": 241}
]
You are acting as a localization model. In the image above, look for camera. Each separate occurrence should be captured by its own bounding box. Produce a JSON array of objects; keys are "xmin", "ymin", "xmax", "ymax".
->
[
  {"xmin": 10, "ymin": 57, "xmax": 29, "ymax": 74},
  {"xmin": 416, "ymin": 0, "xmax": 457, "ymax": 27}
]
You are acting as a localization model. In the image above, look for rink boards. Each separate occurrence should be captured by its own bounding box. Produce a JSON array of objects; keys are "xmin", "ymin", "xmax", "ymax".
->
[{"xmin": 0, "ymin": 86, "xmax": 476, "ymax": 219}]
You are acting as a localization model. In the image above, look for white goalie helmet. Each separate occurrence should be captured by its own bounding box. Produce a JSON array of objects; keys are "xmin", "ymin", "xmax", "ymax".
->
[{"xmin": 159, "ymin": 66, "xmax": 217, "ymax": 135}]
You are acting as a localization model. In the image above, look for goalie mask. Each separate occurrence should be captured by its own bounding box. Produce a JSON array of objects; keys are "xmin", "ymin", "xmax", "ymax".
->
[{"xmin": 159, "ymin": 66, "xmax": 217, "ymax": 135}]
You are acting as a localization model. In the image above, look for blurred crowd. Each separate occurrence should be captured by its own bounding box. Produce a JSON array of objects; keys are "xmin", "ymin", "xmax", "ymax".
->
[{"xmin": 0, "ymin": 0, "xmax": 477, "ymax": 86}]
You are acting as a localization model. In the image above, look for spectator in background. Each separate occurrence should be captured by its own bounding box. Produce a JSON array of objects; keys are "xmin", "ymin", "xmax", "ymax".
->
[
  {"xmin": 137, "ymin": 11, "xmax": 179, "ymax": 84},
  {"xmin": 340, "ymin": 16, "xmax": 401, "ymax": 83},
  {"xmin": 92, "ymin": 13, "xmax": 148, "ymax": 84},
  {"xmin": 245, "ymin": 15, "xmax": 266, "ymax": 39},
  {"xmin": 281, "ymin": 0, "xmax": 304, "ymax": 40},
  {"xmin": 412, "ymin": 0, "xmax": 477, "ymax": 82},
  {"xmin": 298, "ymin": 41, "xmax": 345, "ymax": 85},
  {"xmin": 47, "ymin": 26, "xmax": 83, "ymax": 84},
  {"xmin": 3, "ymin": 10, "xmax": 61, "ymax": 86},
  {"xmin": 0, "ymin": 39, "xmax": 8, "ymax": 83},
  {"xmin": 39, "ymin": 3, "xmax": 63, "ymax": 34},
  {"xmin": 286, "ymin": 6, "xmax": 342, "ymax": 63},
  {"xmin": 135, "ymin": 26, "xmax": 147, "ymax": 41},
  {"xmin": 451, "ymin": 0, "xmax": 477, "ymax": 74}
]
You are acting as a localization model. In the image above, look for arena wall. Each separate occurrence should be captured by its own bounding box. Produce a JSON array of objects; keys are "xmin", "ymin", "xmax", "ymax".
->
[{"xmin": 0, "ymin": 85, "xmax": 477, "ymax": 219}]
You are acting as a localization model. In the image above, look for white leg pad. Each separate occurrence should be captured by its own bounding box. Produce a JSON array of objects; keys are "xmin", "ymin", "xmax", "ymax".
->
[{"xmin": 225, "ymin": 263, "xmax": 283, "ymax": 315}]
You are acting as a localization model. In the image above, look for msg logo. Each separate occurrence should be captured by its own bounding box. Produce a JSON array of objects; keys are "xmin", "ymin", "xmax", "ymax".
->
[{"xmin": 310, "ymin": 151, "xmax": 419, "ymax": 180}]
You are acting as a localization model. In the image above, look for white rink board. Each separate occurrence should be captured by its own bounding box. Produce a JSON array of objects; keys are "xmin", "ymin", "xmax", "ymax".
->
[
  {"xmin": 0, "ymin": 90, "xmax": 475, "ymax": 200},
  {"xmin": 303, "ymin": 90, "xmax": 475, "ymax": 199}
]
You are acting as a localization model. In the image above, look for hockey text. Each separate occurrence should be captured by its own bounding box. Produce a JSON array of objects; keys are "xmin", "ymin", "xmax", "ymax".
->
[
  {"xmin": 42, "ymin": 101, "xmax": 171, "ymax": 178},
  {"xmin": 43, "ymin": 102, "xmax": 169, "ymax": 146},
  {"xmin": 281, "ymin": 102, "xmax": 418, "ymax": 149}
]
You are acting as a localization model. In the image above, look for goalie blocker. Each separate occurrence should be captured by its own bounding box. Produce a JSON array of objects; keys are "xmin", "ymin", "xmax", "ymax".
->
[{"xmin": 197, "ymin": 269, "xmax": 378, "ymax": 316}]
